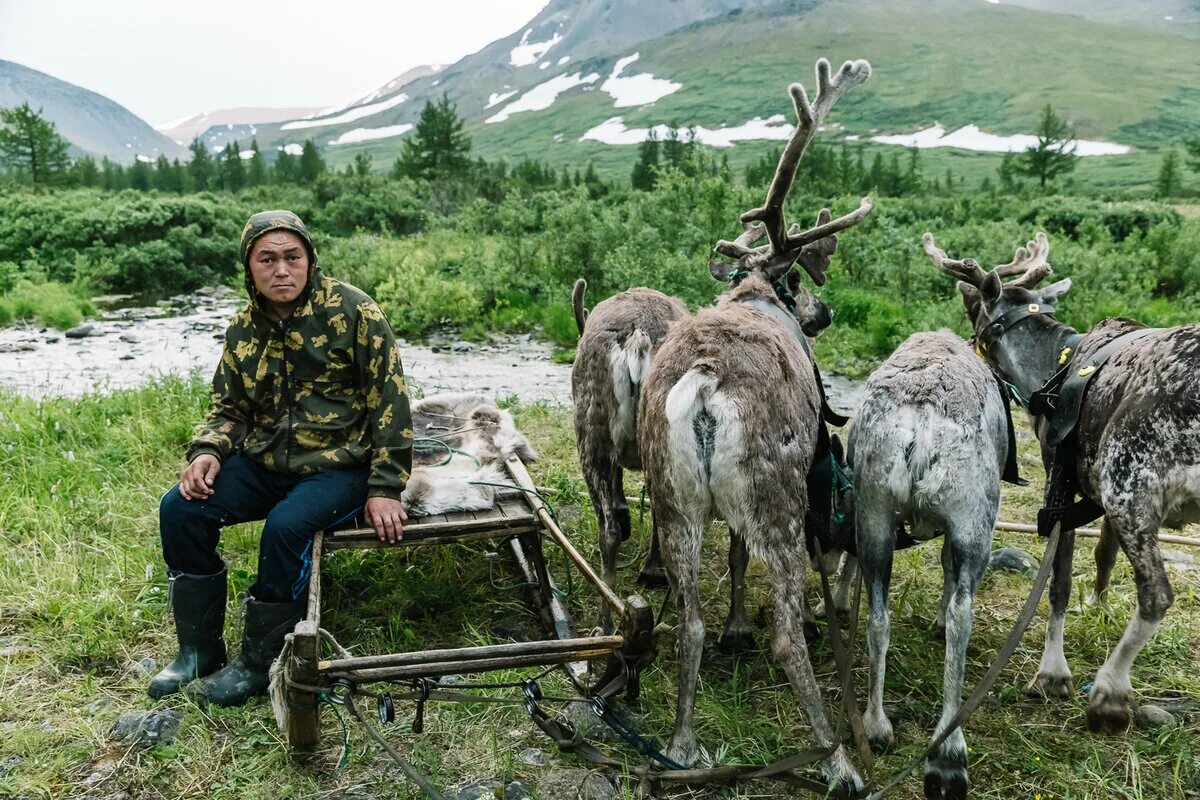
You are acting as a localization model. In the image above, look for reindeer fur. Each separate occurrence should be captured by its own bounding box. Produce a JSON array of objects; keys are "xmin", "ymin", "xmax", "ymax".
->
[
  {"xmin": 844, "ymin": 330, "xmax": 1007, "ymax": 799},
  {"xmin": 571, "ymin": 280, "xmax": 688, "ymax": 628},
  {"xmin": 928, "ymin": 231, "xmax": 1200, "ymax": 736},
  {"xmin": 403, "ymin": 393, "xmax": 537, "ymax": 517},
  {"xmin": 639, "ymin": 273, "xmax": 860, "ymax": 789}
]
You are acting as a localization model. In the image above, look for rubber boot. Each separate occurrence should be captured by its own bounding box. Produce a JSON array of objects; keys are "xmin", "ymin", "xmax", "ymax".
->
[
  {"xmin": 187, "ymin": 594, "xmax": 305, "ymax": 707},
  {"xmin": 147, "ymin": 569, "xmax": 228, "ymax": 699}
]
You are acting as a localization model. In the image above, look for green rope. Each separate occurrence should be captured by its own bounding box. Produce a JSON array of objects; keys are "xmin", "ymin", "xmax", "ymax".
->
[
  {"xmin": 322, "ymin": 692, "xmax": 352, "ymax": 773},
  {"xmin": 830, "ymin": 453, "xmax": 854, "ymax": 525},
  {"xmin": 1005, "ymin": 381, "xmax": 1030, "ymax": 409},
  {"xmin": 467, "ymin": 481, "xmax": 574, "ymax": 599},
  {"xmin": 412, "ymin": 437, "xmax": 482, "ymax": 468}
]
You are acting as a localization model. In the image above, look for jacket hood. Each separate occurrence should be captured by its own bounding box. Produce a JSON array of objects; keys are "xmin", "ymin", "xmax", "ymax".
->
[{"xmin": 239, "ymin": 210, "xmax": 318, "ymax": 310}]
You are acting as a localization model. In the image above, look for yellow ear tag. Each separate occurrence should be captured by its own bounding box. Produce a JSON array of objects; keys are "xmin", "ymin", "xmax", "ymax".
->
[
  {"xmin": 1058, "ymin": 346, "xmax": 1073, "ymax": 365},
  {"xmin": 1077, "ymin": 365, "xmax": 1096, "ymax": 378},
  {"xmin": 976, "ymin": 342, "xmax": 987, "ymax": 358},
  {"xmin": 1028, "ymin": 304, "xmax": 1040, "ymax": 313}
]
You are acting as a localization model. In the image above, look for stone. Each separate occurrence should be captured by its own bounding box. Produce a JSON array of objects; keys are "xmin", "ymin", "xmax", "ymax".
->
[
  {"xmin": 518, "ymin": 747, "xmax": 547, "ymax": 766},
  {"xmin": 44, "ymin": 335, "xmax": 60, "ymax": 343},
  {"xmin": 129, "ymin": 656, "xmax": 158, "ymax": 676},
  {"xmin": 65, "ymin": 324, "xmax": 96, "ymax": 339},
  {"xmin": 504, "ymin": 781, "xmax": 534, "ymax": 800},
  {"xmin": 83, "ymin": 770, "xmax": 105, "ymax": 787},
  {"xmin": 1162, "ymin": 549, "xmax": 1196, "ymax": 569},
  {"xmin": 0, "ymin": 755, "xmax": 20, "ymax": 775},
  {"xmin": 1134, "ymin": 704, "xmax": 1176, "ymax": 729},
  {"xmin": 100, "ymin": 792, "xmax": 129, "ymax": 800},
  {"xmin": 455, "ymin": 779, "xmax": 504, "ymax": 799},
  {"xmin": 118, "ymin": 333, "xmax": 139, "ymax": 343},
  {"xmin": 84, "ymin": 697, "xmax": 115, "ymax": 714},
  {"xmin": 536, "ymin": 768, "xmax": 615, "ymax": 800},
  {"xmin": 0, "ymin": 342, "xmax": 37, "ymax": 353},
  {"xmin": 451, "ymin": 341, "xmax": 475, "ymax": 353},
  {"xmin": 120, "ymin": 355, "xmax": 136, "ymax": 361},
  {"xmin": 109, "ymin": 710, "xmax": 182, "ymax": 748},
  {"xmin": 988, "ymin": 547, "xmax": 1038, "ymax": 575}
]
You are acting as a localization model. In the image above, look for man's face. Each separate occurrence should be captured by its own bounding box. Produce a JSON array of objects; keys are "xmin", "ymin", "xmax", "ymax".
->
[{"xmin": 249, "ymin": 231, "xmax": 309, "ymax": 309}]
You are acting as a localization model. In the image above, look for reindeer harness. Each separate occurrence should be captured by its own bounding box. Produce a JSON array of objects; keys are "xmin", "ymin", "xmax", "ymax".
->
[{"xmin": 977, "ymin": 302, "xmax": 1163, "ymax": 536}]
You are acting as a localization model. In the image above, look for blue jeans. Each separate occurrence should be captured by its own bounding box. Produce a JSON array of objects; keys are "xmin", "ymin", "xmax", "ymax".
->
[{"xmin": 159, "ymin": 453, "xmax": 367, "ymax": 602}]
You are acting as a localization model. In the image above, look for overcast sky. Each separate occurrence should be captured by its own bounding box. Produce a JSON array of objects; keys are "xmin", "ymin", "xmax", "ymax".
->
[{"xmin": 0, "ymin": 0, "xmax": 551, "ymax": 126}]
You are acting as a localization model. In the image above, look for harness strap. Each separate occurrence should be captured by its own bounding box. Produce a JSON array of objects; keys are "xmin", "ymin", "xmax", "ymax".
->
[
  {"xmin": 993, "ymin": 372, "xmax": 1028, "ymax": 486},
  {"xmin": 976, "ymin": 302, "xmax": 1055, "ymax": 356}
]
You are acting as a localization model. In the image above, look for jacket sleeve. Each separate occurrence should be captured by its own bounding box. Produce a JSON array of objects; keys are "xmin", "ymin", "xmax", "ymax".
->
[
  {"xmin": 355, "ymin": 300, "xmax": 413, "ymax": 500},
  {"xmin": 185, "ymin": 323, "xmax": 253, "ymax": 463}
]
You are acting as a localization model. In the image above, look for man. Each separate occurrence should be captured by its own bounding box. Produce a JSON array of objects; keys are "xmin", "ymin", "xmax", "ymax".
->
[{"xmin": 150, "ymin": 210, "xmax": 413, "ymax": 706}]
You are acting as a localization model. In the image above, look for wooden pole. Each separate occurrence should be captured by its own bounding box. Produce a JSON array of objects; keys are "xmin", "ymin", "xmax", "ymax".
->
[
  {"xmin": 995, "ymin": 521, "xmax": 1200, "ymax": 549},
  {"xmin": 318, "ymin": 635, "xmax": 624, "ymax": 673},
  {"xmin": 506, "ymin": 455, "xmax": 626, "ymax": 615},
  {"xmin": 509, "ymin": 534, "xmax": 589, "ymax": 690},
  {"xmin": 287, "ymin": 620, "xmax": 321, "ymax": 755},
  {"xmin": 325, "ymin": 647, "xmax": 618, "ymax": 683}
]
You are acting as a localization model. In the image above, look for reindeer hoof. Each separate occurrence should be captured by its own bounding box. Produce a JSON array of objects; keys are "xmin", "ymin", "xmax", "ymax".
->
[
  {"xmin": 1087, "ymin": 685, "xmax": 1132, "ymax": 734},
  {"xmin": 1025, "ymin": 671, "xmax": 1073, "ymax": 700},
  {"xmin": 1084, "ymin": 590, "xmax": 1107, "ymax": 609},
  {"xmin": 636, "ymin": 565, "xmax": 669, "ymax": 589},
  {"xmin": 717, "ymin": 628, "xmax": 756, "ymax": 654},
  {"xmin": 924, "ymin": 734, "xmax": 968, "ymax": 800},
  {"xmin": 864, "ymin": 710, "xmax": 895, "ymax": 751},
  {"xmin": 924, "ymin": 768, "xmax": 967, "ymax": 800}
]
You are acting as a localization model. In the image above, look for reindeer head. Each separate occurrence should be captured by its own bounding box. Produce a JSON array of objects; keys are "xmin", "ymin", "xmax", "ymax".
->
[
  {"xmin": 923, "ymin": 232, "xmax": 1073, "ymax": 382},
  {"xmin": 709, "ymin": 58, "xmax": 874, "ymax": 332}
]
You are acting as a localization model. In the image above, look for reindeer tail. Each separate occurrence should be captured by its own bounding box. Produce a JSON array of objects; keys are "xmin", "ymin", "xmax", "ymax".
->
[{"xmin": 572, "ymin": 278, "xmax": 589, "ymax": 335}]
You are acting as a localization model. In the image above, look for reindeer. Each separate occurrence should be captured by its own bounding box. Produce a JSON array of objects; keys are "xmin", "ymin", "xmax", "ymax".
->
[
  {"xmin": 923, "ymin": 231, "xmax": 1200, "ymax": 735},
  {"xmin": 571, "ymin": 280, "xmax": 688, "ymax": 631},
  {"xmin": 839, "ymin": 329, "xmax": 1012, "ymax": 800},
  {"xmin": 639, "ymin": 58, "xmax": 873, "ymax": 789}
]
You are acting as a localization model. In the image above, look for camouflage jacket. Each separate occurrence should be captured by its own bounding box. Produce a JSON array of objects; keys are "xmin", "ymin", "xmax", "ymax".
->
[{"xmin": 186, "ymin": 267, "xmax": 413, "ymax": 500}]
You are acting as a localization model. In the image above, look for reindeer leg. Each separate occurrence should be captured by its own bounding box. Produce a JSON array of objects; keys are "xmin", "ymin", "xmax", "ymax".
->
[
  {"xmin": 767, "ymin": 533, "xmax": 862, "ymax": 793},
  {"xmin": 717, "ymin": 531, "xmax": 755, "ymax": 653},
  {"xmin": 587, "ymin": 452, "xmax": 623, "ymax": 633},
  {"xmin": 924, "ymin": 518, "xmax": 990, "ymax": 800},
  {"xmin": 1026, "ymin": 526, "xmax": 1076, "ymax": 700},
  {"xmin": 1087, "ymin": 512, "xmax": 1173, "ymax": 734},
  {"xmin": 1087, "ymin": 518, "xmax": 1120, "ymax": 606},
  {"xmin": 814, "ymin": 553, "xmax": 857, "ymax": 620},
  {"xmin": 934, "ymin": 539, "xmax": 954, "ymax": 640},
  {"xmin": 661, "ymin": 510, "xmax": 705, "ymax": 768},
  {"xmin": 637, "ymin": 518, "xmax": 668, "ymax": 588},
  {"xmin": 859, "ymin": 505, "xmax": 897, "ymax": 750}
]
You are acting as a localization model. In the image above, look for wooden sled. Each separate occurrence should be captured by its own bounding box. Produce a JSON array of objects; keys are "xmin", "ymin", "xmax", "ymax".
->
[{"xmin": 282, "ymin": 453, "xmax": 656, "ymax": 754}]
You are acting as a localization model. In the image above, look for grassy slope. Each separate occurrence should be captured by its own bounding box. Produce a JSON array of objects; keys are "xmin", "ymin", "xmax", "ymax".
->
[
  {"xmin": 333, "ymin": 0, "xmax": 1200, "ymax": 193},
  {"xmin": 0, "ymin": 379, "xmax": 1196, "ymax": 799}
]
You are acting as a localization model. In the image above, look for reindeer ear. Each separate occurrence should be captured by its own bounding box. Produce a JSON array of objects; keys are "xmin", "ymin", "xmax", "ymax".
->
[
  {"xmin": 957, "ymin": 281, "xmax": 982, "ymax": 322},
  {"xmin": 980, "ymin": 271, "xmax": 1002, "ymax": 304},
  {"xmin": 709, "ymin": 259, "xmax": 736, "ymax": 282},
  {"xmin": 1039, "ymin": 277, "xmax": 1072, "ymax": 305}
]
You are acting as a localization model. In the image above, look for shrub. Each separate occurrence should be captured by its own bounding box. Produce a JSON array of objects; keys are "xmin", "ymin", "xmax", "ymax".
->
[{"xmin": 0, "ymin": 281, "xmax": 94, "ymax": 329}]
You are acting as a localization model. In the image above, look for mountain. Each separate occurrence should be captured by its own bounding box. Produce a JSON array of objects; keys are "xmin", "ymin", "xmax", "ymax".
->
[
  {"xmin": 0, "ymin": 60, "xmax": 186, "ymax": 163},
  {"xmin": 156, "ymin": 107, "xmax": 322, "ymax": 146},
  {"xmin": 235, "ymin": 0, "xmax": 1200, "ymax": 194}
]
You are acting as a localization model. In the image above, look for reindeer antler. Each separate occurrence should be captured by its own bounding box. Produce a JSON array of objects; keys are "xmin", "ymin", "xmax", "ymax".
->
[
  {"xmin": 713, "ymin": 58, "xmax": 873, "ymax": 285},
  {"xmin": 923, "ymin": 230, "xmax": 1054, "ymax": 291},
  {"xmin": 922, "ymin": 233, "xmax": 988, "ymax": 287},
  {"xmin": 997, "ymin": 232, "xmax": 1052, "ymax": 288}
]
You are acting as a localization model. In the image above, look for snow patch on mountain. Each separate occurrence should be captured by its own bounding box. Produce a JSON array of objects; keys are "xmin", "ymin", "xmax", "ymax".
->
[
  {"xmin": 600, "ymin": 53, "xmax": 681, "ymax": 108},
  {"xmin": 510, "ymin": 28, "xmax": 562, "ymax": 67},
  {"xmin": 280, "ymin": 143, "xmax": 304, "ymax": 156},
  {"xmin": 581, "ymin": 114, "xmax": 794, "ymax": 147},
  {"xmin": 486, "ymin": 72, "xmax": 600, "ymax": 124},
  {"xmin": 870, "ymin": 123, "xmax": 1131, "ymax": 155},
  {"xmin": 486, "ymin": 90, "xmax": 519, "ymax": 109},
  {"xmin": 281, "ymin": 94, "xmax": 409, "ymax": 131},
  {"xmin": 329, "ymin": 124, "xmax": 414, "ymax": 145}
]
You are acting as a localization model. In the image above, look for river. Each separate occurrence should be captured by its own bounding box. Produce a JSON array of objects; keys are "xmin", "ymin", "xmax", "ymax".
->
[{"xmin": 0, "ymin": 289, "xmax": 865, "ymax": 414}]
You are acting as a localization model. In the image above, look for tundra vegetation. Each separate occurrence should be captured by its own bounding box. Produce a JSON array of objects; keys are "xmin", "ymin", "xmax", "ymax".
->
[{"xmin": 0, "ymin": 105, "xmax": 1198, "ymax": 798}]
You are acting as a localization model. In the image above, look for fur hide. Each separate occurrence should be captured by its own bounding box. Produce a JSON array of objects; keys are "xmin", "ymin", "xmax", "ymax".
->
[{"xmin": 402, "ymin": 393, "xmax": 538, "ymax": 517}]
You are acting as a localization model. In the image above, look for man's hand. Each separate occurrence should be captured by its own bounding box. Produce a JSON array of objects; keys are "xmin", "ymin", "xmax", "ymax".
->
[
  {"xmin": 180, "ymin": 454, "xmax": 221, "ymax": 500},
  {"xmin": 365, "ymin": 496, "xmax": 408, "ymax": 544}
]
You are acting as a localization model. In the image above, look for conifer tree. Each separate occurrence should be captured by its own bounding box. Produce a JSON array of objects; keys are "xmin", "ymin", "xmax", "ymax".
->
[
  {"xmin": 70, "ymin": 156, "xmax": 100, "ymax": 188},
  {"xmin": 101, "ymin": 157, "xmax": 127, "ymax": 191},
  {"xmin": 394, "ymin": 93, "xmax": 471, "ymax": 181},
  {"xmin": 352, "ymin": 151, "xmax": 372, "ymax": 179},
  {"xmin": 129, "ymin": 158, "xmax": 153, "ymax": 191},
  {"xmin": 298, "ymin": 139, "xmax": 325, "ymax": 184},
  {"xmin": 631, "ymin": 130, "xmax": 660, "ymax": 190},
  {"xmin": 1185, "ymin": 137, "xmax": 1200, "ymax": 176},
  {"xmin": 247, "ymin": 139, "xmax": 268, "ymax": 187},
  {"xmin": 222, "ymin": 140, "xmax": 246, "ymax": 191},
  {"xmin": 154, "ymin": 154, "xmax": 178, "ymax": 192},
  {"xmin": 0, "ymin": 102, "xmax": 72, "ymax": 189},
  {"xmin": 1155, "ymin": 148, "xmax": 1181, "ymax": 198},
  {"xmin": 187, "ymin": 138, "xmax": 213, "ymax": 191},
  {"xmin": 1017, "ymin": 104, "xmax": 1076, "ymax": 189},
  {"xmin": 274, "ymin": 148, "xmax": 297, "ymax": 184}
]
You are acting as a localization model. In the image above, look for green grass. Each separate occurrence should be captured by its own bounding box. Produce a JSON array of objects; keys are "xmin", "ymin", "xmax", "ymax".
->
[
  {"xmin": 0, "ymin": 379, "xmax": 1196, "ymax": 799},
  {"xmin": 0, "ymin": 281, "xmax": 95, "ymax": 330}
]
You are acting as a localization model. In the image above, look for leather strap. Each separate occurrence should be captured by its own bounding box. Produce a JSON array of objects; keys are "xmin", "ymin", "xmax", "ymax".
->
[{"xmin": 977, "ymin": 302, "xmax": 1055, "ymax": 355}]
